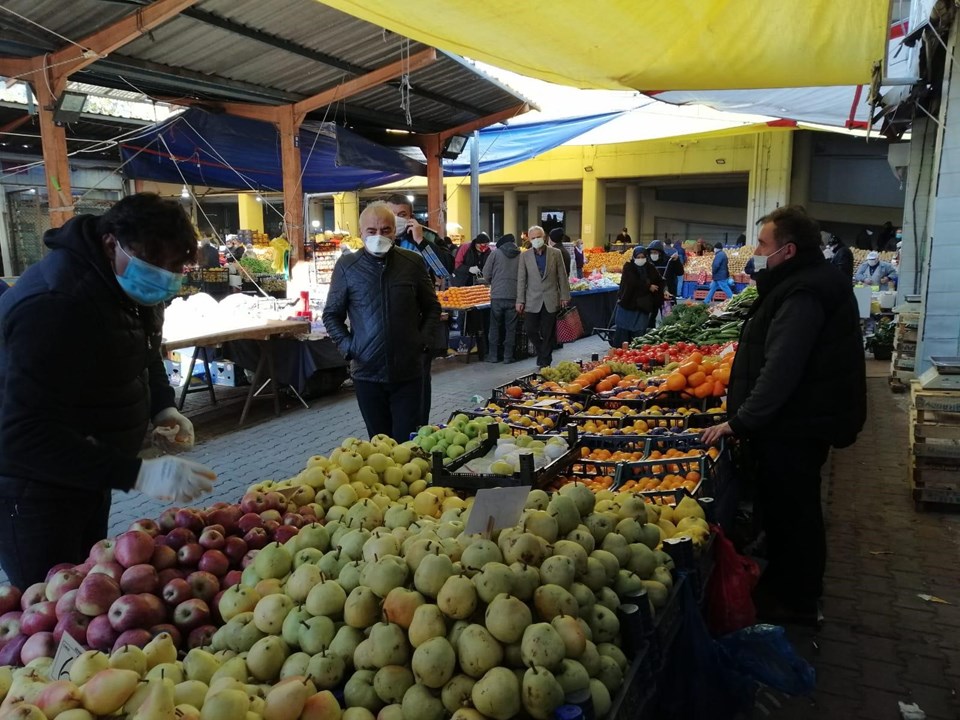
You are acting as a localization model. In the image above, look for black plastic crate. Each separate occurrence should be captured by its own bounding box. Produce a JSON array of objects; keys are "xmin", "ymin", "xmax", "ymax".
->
[
  {"xmin": 685, "ymin": 410, "xmax": 728, "ymax": 428},
  {"xmin": 430, "ymin": 425, "xmax": 579, "ymax": 493},
  {"xmin": 649, "ymin": 572, "xmax": 686, "ymax": 671},
  {"xmin": 565, "ymin": 435, "xmax": 652, "ymax": 481},
  {"xmin": 446, "ymin": 408, "xmax": 566, "ymax": 437},
  {"xmin": 612, "ymin": 455, "xmax": 708, "ymax": 494},
  {"xmin": 606, "ymin": 640, "xmax": 657, "ymax": 720},
  {"xmin": 572, "ymin": 409, "xmax": 691, "ymax": 433}
]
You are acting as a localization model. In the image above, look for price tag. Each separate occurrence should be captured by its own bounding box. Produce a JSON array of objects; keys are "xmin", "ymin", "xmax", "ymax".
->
[
  {"xmin": 464, "ymin": 486, "xmax": 531, "ymax": 536},
  {"xmin": 720, "ymin": 343, "xmax": 736, "ymax": 358},
  {"xmin": 51, "ymin": 632, "xmax": 86, "ymax": 680},
  {"xmin": 276, "ymin": 486, "xmax": 300, "ymax": 499},
  {"xmin": 533, "ymin": 398, "xmax": 563, "ymax": 407}
]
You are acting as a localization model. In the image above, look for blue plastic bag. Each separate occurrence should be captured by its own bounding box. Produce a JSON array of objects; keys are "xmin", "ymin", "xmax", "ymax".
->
[{"xmin": 717, "ymin": 624, "xmax": 816, "ymax": 696}]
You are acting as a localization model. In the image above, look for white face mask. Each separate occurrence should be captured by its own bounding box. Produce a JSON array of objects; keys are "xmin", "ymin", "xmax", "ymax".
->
[
  {"xmin": 649, "ymin": 253, "xmax": 660, "ymax": 262},
  {"xmin": 530, "ymin": 238, "xmax": 545, "ymax": 249},
  {"xmin": 634, "ymin": 258, "xmax": 646, "ymax": 267},
  {"xmin": 753, "ymin": 244, "xmax": 786, "ymax": 272},
  {"xmin": 364, "ymin": 235, "xmax": 393, "ymax": 256},
  {"xmin": 823, "ymin": 247, "xmax": 834, "ymax": 259},
  {"xmin": 394, "ymin": 217, "xmax": 409, "ymax": 234}
]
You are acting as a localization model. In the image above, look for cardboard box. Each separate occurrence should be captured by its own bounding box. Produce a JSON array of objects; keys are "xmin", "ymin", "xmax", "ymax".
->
[{"xmin": 211, "ymin": 361, "xmax": 247, "ymax": 387}]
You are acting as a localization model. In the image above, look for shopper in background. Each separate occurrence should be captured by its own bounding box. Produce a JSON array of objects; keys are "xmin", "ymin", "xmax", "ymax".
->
[
  {"xmin": 436, "ymin": 237, "xmax": 456, "ymax": 275},
  {"xmin": 615, "ymin": 227, "xmax": 632, "ymax": 244},
  {"xmin": 324, "ymin": 202, "xmax": 440, "ymax": 440},
  {"xmin": 481, "ymin": 233, "xmax": 521, "ymax": 364},
  {"xmin": 647, "ymin": 240, "xmax": 683, "ymax": 300},
  {"xmin": 854, "ymin": 250, "xmax": 898, "ymax": 288},
  {"xmin": 702, "ymin": 205, "xmax": 866, "ymax": 625},
  {"xmin": 199, "ymin": 236, "xmax": 220, "ymax": 268},
  {"xmin": 824, "ymin": 234, "xmax": 854, "ymax": 280},
  {"xmin": 705, "ymin": 242, "xmax": 735, "ymax": 302},
  {"xmin": 227, "ymin": 237, "xmax": 245, "ymax": 262},
  {"xmin": 548, "ymin": 228, "xmax": 573, "ymax": 277},
  {"xmin": 573, "ymin": 238, "xmax": 585, "ymax": 278},
  {"xmin": 0, "ymin": 193, "xmax": 216, "ymax": 587},
  {"xmin": 452, "ymin": 232, "xmax": 491, "ymax": 286},
  {"xmin": 516, "ymin": 225, "xmax": 571, "ymax": 367},
  {"xmin": 613, "ymin": 246, "xmax": 662, "ymax": 347}
]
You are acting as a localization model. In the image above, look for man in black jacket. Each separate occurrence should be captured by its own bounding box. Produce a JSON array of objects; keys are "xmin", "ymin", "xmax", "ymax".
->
[
  {"xmin": 323, "ymin": 202, "xmax": 441, "ymax": 441},
  {"xmin": 702, "ymin": 205, "xmax": 866, "ymax": 625},
  {"xmin": 824, "ymin": 234, "xmax": 854, "ymax": 280},
  {"xmin": 0, "ymin": 193, "xmax": 217, "ymax": 587}
]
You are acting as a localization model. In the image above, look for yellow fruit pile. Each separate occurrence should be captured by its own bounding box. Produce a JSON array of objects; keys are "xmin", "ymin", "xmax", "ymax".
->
[{"xmin": 583, "ymin": 251, "xmax": 632, "ymax": 273}]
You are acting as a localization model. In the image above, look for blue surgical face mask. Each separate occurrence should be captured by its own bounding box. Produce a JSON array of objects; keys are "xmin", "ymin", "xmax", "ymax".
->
[{"xmin": 115, "ymin": 244, "xmax": 183, "ymax": 305}]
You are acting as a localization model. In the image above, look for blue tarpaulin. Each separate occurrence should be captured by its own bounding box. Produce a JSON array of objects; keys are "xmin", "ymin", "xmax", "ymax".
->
[{"xmin": 119, "ymin": 108, "xmax": 626, "ymax": 191}]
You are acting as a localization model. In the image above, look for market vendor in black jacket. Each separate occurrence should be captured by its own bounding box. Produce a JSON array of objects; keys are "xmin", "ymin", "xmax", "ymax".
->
[
  {"xmin": 323, "ymin": 201, "xmax": 441, "ymax": 441},
  {"xmin": 0, "ymin": 193, "xmax": 217, "ymax": 587},
  {"xmin": 702, "ymin": 205, "xmax": 866, "ymax": 626}
]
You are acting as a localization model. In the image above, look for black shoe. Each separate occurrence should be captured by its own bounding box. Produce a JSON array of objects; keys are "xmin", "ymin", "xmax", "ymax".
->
[
  {"xmin": 503, "ymin": 358, "xmax": 516, "ymax": 365},
  {"xmin": 485, "ymin": 357, "xmax": 501, "ymax": 363}
]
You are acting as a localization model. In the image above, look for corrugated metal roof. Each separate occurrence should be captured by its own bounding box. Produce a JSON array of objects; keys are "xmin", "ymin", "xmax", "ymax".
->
[{"xmin": 0, "ymin": 0, "xmax": 529, "ymax": 135}]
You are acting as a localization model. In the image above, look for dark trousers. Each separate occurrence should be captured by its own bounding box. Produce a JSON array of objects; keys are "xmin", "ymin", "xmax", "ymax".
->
[
  {"xmin": 524, "ymin": 307, "xmax": 557, "ymax": 366},
  {"xmin": 487, "ymin": 299, "xmax": 518, "ymax": 361},
  {"xmin": 753, "ymin": 437, "xmax": 830, "ymax": 610},
  {"xmin": 354, "ymin": 377, "xmax": 423, "ymax": 442},
  {"xmin": 419, "ymin": 353, "xmax": 433, "ymax": 426},
  {"xmin": 0, "ymin": 479, "xmax": 111, "ymax": 587}
]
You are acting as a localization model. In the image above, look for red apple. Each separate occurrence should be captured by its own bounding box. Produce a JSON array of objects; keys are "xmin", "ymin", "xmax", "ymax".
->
[
  {"xmin": 0, "ymin": 635, "xmax": 27, "ymax": 666},
  {"xmin": 206, "ymin": 506, "xmax": 241, "ymax": 533},
  {"xmin": 162, "ymin": 578, "xmax": 192, "ymax": 607},
  {"xmin": 55, "ymin": 590, "xmax": 78, "ymax": 619},
  {"xmin": 0, "ymin": 585, "xmax": 22, "ymax": 615},
  {"xmin": 223, "ymin": 537, "xmax": 248, "ymax": 566},
  {"xmin": 0, "ymin": 612, "xmax": 22, "ymax": 648},
  {"xmin": 164, "ymin": 527, "xmax": 196, "ymax": 551},
  {"xmin": 198, "ymin": 550, "xmax": 229, "ymax": 577},
  {"xmin": 242, "ymin": 528, "xmax": 268, "ymax": 551},
  {"xmin": 262, "ymin": 519, "xmax": 280, "ymax": 535},
  {"xmin": 173, "ymin": 599, "xmax": 210, "ymax": 632},
  {"xmin": 149, "ymin": 624, "xmax": 181, "ymax": 648},
  {"xmin": 115, "ymin": 531, "xmax": 155, "ymax": 569},
  {"xmin": 240, "ymin": 492, "xmax": 268, "ymax": 515},
  {"xmin": 21, "ymin": 582, "xmax": 47, "ymax": 609},
  {"xmin": 187, "ymin": 624, "xmax": 216, "ymax": 649},
  {"xmin": 282, "ymin": 513, "xmax": 305, "ymax": 528},
  {"xmin": 186, "ymin": 572, "xmax": 218, "ymax": 604},
  {"xmin": 75, "ymin": 574, "xmax": 121, "ymax": 618},
  {"xmin": 198, "ymin": 527, "xmax": 225, "ymax": 551},
  {"xmin": 45, "ymin": 569, "xmax": 83, "ymax": 602},
  {"xmin": 88, "ymin": 539, "xmax": 117, "ymax": 565},
  {"xmin": 151, "ymin": 545, "xmax": 178, "ymax": 571},
  {"xmin": 120, "ymin": 565, "xmax": 160, "ymax": 595},
  {"xmin": 175, "ymin": 508, "xmax": 205, "ymax": 535},
  {"xmin": 139, "ymin": 594, "xmax": 167, "ymax": 627},
  {"xmin": 128, "ymin": 518, "xmax": 160, "ymax": 537},
  {"xmin": 221, "ymin": 571, "xmax": 242, "ymax": 590},
  {"xmin": 177, "ymin": 543, "xmax": 204, "ymax": 568},
  {"xmin": 88, "ymin": 562, "xmax": 123, "ymax": 584},
  {"xmin": 53, "ymin": 611, "xmax": 90, "ymax": 644},
  {"xmin": 260, "ymin": 509, "xmax": 282, "ymax": 524},
  {"xmin": 44, "ymin": 563, "xmax": 75, "ymax": 583},
  {"xmin": 112, "ymin": 628, "xmax": 151, "ymax": 651},
  {"xmin": 107, "ymin": 595, "xmax": 154, "ymax": 633},
  {"xmin": 264, "ymin": 492, "xmax": 287, "ymax": 511},
  {"xmin": 157, "ymin": 508, "xmax": 180, "ymax": 533},
  {"xmin": 20, "ymin": 602, "xmax": 57, "ymax": 635},
  {"xmin": 273, "ymin": 525, "xmax": 299, "ymax": 544},
  {"xmin": 73, "ymin": 561, "xmax": 93, "ymax": 576},
  {"xmin": 237, "ymin": 512, "xmax": 264, "ymax": 534},
  {"xmin": 20, "ymin": 631, "xmax": 55, "ymax": 663},
  {"xmin": 86, "ymin": 613, "xmax": 119, "ymax": 652},
  {"xmin": 157, "ymin": 568, "xmax": 185, "ymax": 588}
]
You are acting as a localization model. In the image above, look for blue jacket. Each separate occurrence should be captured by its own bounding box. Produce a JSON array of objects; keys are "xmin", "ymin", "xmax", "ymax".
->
[
  {"xmin": 0, "ymin": 215, "xmax": 173, "ymax": 492},
  {"xmin": 712, "ymin": 250, "xmax": 730, "ymax": 281},
  {"xmin": 323, "ymin": 247, "xmax": 441, "ymax": 383}
]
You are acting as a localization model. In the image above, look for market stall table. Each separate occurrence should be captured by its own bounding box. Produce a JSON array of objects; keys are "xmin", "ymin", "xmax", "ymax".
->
[
  {"xmin": 162, "ymin": 319, "xmax": 311, "ymax": 425},
  {"xmin": 570, "ymin": 287, "xmax": 619, "ymax": 335},
  {"xmin": 442, "ymin": 304, "xmax": 490, "ymax": 363}
]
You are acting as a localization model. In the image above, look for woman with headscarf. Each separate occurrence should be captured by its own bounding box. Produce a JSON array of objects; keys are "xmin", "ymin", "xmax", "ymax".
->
[
  {"xmin": 573, "ymin": 239, "xmax": 585, "ymax": 278},
  {"xmin": 613, "ymin": 247, "xmax": 662, "ymax": 347},
  {"xmin": 452, "ymin": 232, "xmax": 491, "ymax": 286}
]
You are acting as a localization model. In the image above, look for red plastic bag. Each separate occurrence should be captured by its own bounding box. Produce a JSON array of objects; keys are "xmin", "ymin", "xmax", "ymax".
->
[{"xmin": 706, "ymin": 526, "xmax": 761, "ymax": 636}]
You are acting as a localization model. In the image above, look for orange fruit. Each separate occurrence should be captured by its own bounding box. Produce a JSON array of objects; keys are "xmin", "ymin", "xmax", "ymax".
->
[{"xmin": 665, "ymin": 373, "xmax": 686, "ymax": 392}]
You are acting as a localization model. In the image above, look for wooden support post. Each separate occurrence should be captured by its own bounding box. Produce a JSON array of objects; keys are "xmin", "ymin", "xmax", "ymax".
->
[
  {"xmin": 423, "ymin": 134, "xmax": 444, "ymax": 234},
  {"xmin": 278, "ymin": 107, "xmax": 304, "ymax": 267},
  {"xmin": 31, "ymin": 68, "xmax": 73, "ymax": 227}
]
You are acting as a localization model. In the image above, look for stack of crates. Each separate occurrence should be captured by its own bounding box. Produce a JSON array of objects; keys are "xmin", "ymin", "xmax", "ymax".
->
[
  {"xmin": 891, "ymin": 307, "xmax": 920, "ymax": 390},
  {"xmin": 909, "ymin": 381, "xmax": 960, "ymax": 510}
]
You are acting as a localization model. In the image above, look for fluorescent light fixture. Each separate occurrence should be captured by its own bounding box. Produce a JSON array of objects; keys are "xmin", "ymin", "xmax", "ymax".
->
[{"xmin": 52, "ymin": 91, "xmax": 88, "ymax": 125}]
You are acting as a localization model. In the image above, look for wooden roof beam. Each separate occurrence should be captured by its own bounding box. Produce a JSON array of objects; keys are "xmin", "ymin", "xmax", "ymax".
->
[{"xmin": 439, "ymin": 102, "xmax": 531, "ymax": 142}]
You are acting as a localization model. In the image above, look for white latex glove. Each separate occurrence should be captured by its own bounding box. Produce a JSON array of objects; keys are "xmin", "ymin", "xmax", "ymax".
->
[
  {"xmin": 135, "ymin": 456, "xmax": 216, "ymax": 503},
  {"xmin": 469, "ymin": 265, "xmax": 481, "ymax": 275},
  {"xmin": 152, "ymin": 407, "xmax": 195, "ymax": 451}
]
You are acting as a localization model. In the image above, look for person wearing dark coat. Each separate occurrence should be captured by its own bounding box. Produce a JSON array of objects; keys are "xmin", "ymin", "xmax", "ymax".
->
[
  {"xmin": 548, "ymin": 228, "xmax": 572, "ymax": 277},
  {"xmin": 0, "ymin": 193, "xmax": 216, "ymax": 587},
  {"xmin": 199, "ymin": 238, "xmax": 220, "ymax": 268},
  {"xmin": 645, "ymin": 240, "xmax": 683, "ymax": 328},
  {"xmin": 702, "ymin": 206, "xmax": 866, "ymax": 625},
  {"xmin": 481, "ymin": 234, "xmax": 522, "ymax": 363},
  {"xmin": 705, "ymin": 242, "xmax": 735, "ymax": 302},
  {"xmin": 573, "ymin": 239, "xmax": 585, "ymax": 278},
  {"xmin": 452, "ymin": 232, "xmax": 491, "ymax": 287},
  {"xmin": 613, "ymin": 246, "xmax": 662, "ymax": 347},
  {"xmin": 323, "ymin": 202, "xmax": 441, "ymax": 441},
  {"xmin": 824, "ymin": 235, "xmax": 854, "ymax": 280}
]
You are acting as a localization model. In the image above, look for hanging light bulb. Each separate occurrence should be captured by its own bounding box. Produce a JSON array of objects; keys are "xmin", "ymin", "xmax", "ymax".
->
[{"xmin": 180, "ymin": 185, "xmax": 190, "ymax": 199}]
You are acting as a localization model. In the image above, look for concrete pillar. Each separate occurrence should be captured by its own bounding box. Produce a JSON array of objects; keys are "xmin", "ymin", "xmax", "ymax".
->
[
  {"xmin": 639, "ymin": 188, "xmax": 656, "ymax": 242},
  {"xmin": 333, "ymin": 192, "xmax": 359, "ymax": 235},
  {"xmin": 527, "ymin": 194, "xmax": 541, "ymax": 231},
  {"xmin": 581, "ymin": 174, "xmax": 607, "ymax": 248},
  {"xmin": 503, "ymin": 189, "xmax": 518, "ymax": 237},
  {"xmin": 745, "ymin": 131, "xmax": 792, "ymax": 243},
  {"xmin": 237, "ymin": 194, "xmax": 264, "ymax": 233},
  {"xmin": 445, "ymin": 183, "xmax": 473, "ymax": 240},
  {"xmin": 624, "ymin": 185, "xmax": 641, "ymax": 244}
]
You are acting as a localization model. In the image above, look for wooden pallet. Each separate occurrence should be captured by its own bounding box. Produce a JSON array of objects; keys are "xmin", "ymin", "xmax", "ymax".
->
[
  {"xmin": 909, "ymin": 384, "xmax": 960, "ymax": 509},
  {"xmin": 911, "ymin": 384, "xmax": 960, "ymax": 414}
]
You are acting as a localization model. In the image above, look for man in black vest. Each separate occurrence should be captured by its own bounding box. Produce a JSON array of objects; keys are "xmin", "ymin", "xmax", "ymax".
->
[{"xmin": 702, "ymin": 205, "xmax": 866, "ymax": 625}]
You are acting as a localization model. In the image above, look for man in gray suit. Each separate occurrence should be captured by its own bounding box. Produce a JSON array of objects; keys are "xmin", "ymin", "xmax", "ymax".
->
[{"xmin": 517, "ymin": 225, "xmax": 571, "ymax": 367}]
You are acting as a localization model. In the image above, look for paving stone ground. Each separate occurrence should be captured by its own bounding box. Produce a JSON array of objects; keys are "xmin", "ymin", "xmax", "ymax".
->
[{"xmin": 8, "ymin": 335, "xmax": 960, "ymax": 718}]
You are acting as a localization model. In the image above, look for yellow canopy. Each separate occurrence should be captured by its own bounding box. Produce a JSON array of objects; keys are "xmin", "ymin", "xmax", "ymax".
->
[{"xmin": 318, "ymin": 0, "xmax": 889, "ymax": 91}]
